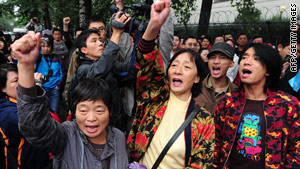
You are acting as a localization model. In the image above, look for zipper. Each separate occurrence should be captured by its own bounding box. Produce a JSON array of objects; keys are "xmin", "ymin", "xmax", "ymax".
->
[
  {"xmin": 263, "ymin": 97, "xmax": 268, "ymax": 169},
  {"xmin": 222, "ymin": 99, "xmax": 247, "ymax": 169}
]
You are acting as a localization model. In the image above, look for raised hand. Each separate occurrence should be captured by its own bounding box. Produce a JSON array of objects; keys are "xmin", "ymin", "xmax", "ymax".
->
[
  {"xmin": 11, "ymin": 31, "xmax": 41, "ymax": 65},
  {"xmin": 63, "ymin": 17, "xmax": 71, "ymax": 25},
  {"xmin": 110, "ymin": 11, "xmax": 131, "ymax": 45},
  {"xmin": 142, "ymin": 0, "xmax": 170, "ymax": 40},
  {"xmin": 11, "ymin": 31, "xmax": 41, "ymax": 88},
  {"xmin": 115, "ymin": 0, "xmax": 124, "ymax": 10},
  {"xmin": 150, "ymin": 0, "xmax": 170, "ymax": 29}
]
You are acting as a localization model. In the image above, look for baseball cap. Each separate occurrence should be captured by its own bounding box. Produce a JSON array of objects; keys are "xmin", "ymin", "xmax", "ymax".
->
[{"xmin": 207, "ymin": 42, "xmax": 234, "ymax": 60}]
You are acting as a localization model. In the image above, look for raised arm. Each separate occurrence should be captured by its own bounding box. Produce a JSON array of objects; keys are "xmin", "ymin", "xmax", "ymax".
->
[
  {"xmin": 11, "ymin": 32, "xmax": 67, "ymax": 155},
  {"xmin": 142, "ymin": 0, "xmax": 170, "ymax": 41},
  {"xmin": 86, "ymin": 12, "xmax": 131, "ymax": 78},
  {"xmin": 12, "ymin": 32, "xmax": 40, "ymax": 88}
]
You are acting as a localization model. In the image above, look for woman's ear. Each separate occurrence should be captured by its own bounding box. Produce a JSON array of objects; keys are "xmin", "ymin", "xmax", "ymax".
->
[{"xmin": 194, "ymin": 76, "xmax": 200, "ymax": 84}]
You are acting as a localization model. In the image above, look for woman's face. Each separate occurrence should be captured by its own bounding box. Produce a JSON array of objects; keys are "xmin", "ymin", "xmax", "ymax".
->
[
  {"xmin": 76, "ymin": 99, "xmax": 109, "ymax": 144},
  {"xmin": 168, "ymin": 52, "xmax": 200, "ymax": 101},
  {"xmin": 2, "ymin": 71, "xmax": 18, "ymax": 98},
  {"xmin": 41, "ymin": 42, "xmax": 52, "ymax": 54}
]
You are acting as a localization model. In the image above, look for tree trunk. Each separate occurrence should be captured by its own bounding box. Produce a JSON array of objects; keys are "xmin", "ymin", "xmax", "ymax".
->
[
  {"xmin": 79, "ymin": 0, "xmax": 91, "ymax": 28},
  {"xmin": 43, "ymin": 0, "xmax": 52, "ymax": 30},
  {"xmin": 197, "ymin": 0, "xmax": 213, "ymax": 36}
]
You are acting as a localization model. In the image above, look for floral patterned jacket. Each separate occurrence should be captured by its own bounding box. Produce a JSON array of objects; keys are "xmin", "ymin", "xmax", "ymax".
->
[
  {"xmin": 127, "ymin": 39, "xmax": 215, "ymax": 169},
  {"xmin": 213, "ymin": 89, "xmax": 300, "ymax": 169}
]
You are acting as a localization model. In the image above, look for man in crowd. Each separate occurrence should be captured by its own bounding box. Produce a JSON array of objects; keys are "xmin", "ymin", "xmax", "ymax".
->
[
  {"xmin": 214, "ymin": 34, "xmax": 225, "ymax": 44},
  {"xmin": 25, "ymin": 16, "xmax": 42, "ymax": 33},
  {"xmin": 170, "ymin": 33, "xmax": 181, "ymax": 58},
  {"xmin": 252, "ymin": 36, "xmax": 264, "ymax": 43},
  {"xmin": 64, "ymin": 15, "xmax": 110, "ymax": 105},
  {"xmin": 195, "ymin": 42, "xmax": 238, "ymax": 113},
  {"xmin": 183, "ymin": 35, "xmax": 198, "ymax": 51},
  {"xmin": 67, "ymin": 12, "xmax": 132, "ymax": 131},
  {"xmin": 224, "ymin": 33, "xmax": 233, "ymax": 41},
  {"xmin": 214, "ymin": 43, "xmax": 300, "ymax": 168},
  {"xmin": 235, "ymin": 33, "xmax": 249, "ymax": 57}
]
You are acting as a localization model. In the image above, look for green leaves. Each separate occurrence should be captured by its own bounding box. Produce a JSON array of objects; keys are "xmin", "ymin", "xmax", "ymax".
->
[
  {"xmin": 172, "ymin": 0, "xmax": 198, "ymax": 25},
  {"xmin": 231, "ymin": 0, "xmax": 261, "ymax": 23}
]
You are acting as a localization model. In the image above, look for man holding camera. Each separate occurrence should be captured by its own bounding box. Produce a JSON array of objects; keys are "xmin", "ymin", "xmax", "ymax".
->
[
  {"xmin": 35, "ymin": 36, "xmax": 67, "ymax": 114},
  {"xmin": 25, "ymin": 17, "xmax": 42, "ymax": 33}
]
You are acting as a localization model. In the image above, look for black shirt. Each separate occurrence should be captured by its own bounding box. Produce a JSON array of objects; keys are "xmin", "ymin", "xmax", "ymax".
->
[{"xmin": 229, "ymin": 99, "xmax": 266, "ymax": 169}]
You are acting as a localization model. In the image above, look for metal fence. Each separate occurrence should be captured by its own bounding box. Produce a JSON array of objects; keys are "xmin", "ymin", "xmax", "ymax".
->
[
  {"xmin": 173, "ymin": 5, "xmax": 298, "ymax": 46},
  {"xmin": 174, "ymin": 21, "xmax": 290, "ymax": 47}
]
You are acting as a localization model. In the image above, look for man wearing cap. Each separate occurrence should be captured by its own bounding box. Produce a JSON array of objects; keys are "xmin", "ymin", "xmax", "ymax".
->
[{"xmin": 195, "ymin": 42, "xmax": 238, "ymax": 113}]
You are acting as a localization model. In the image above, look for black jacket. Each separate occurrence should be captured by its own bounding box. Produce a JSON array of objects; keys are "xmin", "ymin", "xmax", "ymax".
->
[{"xmin": 68, "ymin": 41, "xmax": 136, "ymax": 131}]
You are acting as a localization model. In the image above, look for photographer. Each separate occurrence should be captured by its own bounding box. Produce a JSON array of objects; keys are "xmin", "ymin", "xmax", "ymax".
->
[
  {"xmin": 25, "ymin": 16, "xmax": 43, "ymax": 33},
  {"xmin": 35, "ymin": 36, "xmax": 67, "ymax": 114}
]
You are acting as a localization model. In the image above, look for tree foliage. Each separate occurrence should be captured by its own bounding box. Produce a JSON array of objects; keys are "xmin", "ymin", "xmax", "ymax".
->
[
  {"xmin": 1, "ymin": 0, "xmax": 199, "ymax": 32},
  {"xmin": 0, "ymin": 0, "xmax": 143, "ymax": 31},
  {"xmin": 231, "ymin": 0, "xmax": 261, "ymax": 23},
  {"xmin": 172, "ymin": 0, "xmax": 197, "ymax": 26}
]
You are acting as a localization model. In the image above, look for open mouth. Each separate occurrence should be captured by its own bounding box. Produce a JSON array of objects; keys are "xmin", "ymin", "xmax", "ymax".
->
[
  {"xmin": 172, "ymin": 78, "xmax": 183, "ymax": 87},
  {"xmin": 242, "ymin": 69, "xmax": 252, "ymax": 74},
  {"xmin": 212, "ymin": 66, "xmax": 221, "ymax": 75},
  {"xmin": 86, "ymin": 125, "xmax": 99, "ymax": 133},
  {"xmin": 242, "ymin": 68, "xmax": 252, "ymax": 78}
]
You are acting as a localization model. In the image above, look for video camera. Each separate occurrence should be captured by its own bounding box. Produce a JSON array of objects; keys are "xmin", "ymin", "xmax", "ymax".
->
[{"xmin": 110, "ymin": 1, "xmax": 153, "ymax": 34}]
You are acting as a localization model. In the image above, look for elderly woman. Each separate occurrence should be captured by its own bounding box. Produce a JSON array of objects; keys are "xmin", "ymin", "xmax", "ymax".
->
[
  {"xmin": 127, "ymin": 1, "xmax": 215, "ymax": 168},
  {"xmin": 11, "ymin": 12, "xmax": 130, "ymax": 169}
]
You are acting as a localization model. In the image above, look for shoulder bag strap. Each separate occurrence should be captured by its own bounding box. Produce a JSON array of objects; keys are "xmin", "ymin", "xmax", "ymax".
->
[{"xmin": 151, "ymin": 105, "xmax": 200, "ymax": 169}]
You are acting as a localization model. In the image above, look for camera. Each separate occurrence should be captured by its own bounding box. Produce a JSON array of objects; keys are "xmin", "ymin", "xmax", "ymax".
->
[
  {"xmin": 110, "ymin": 2, "xmax": 152, "ymax": 34},
  {"xmin": 39, "ymin": 69, "xmax": 53, "ymax": 84}
]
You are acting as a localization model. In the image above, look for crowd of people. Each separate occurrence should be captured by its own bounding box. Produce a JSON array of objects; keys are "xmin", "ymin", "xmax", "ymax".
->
[{"xmin": 0, "ymin": 0, "xmax": 300, "ymax": 168}]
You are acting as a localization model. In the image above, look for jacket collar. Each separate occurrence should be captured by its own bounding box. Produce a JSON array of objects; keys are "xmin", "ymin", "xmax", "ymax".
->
[
  {"xmin": 239, "ymin": 87, "xmax": 277, "ymax": 104},
  {"xmin": 76, "ymin": 124, "xmax": 115, "ymax": 159}
]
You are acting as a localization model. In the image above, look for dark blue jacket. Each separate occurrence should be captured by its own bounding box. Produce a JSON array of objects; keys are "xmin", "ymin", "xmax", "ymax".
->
[{"xmin": 0, "ymin": 97, "xmax": 51, "ymax": 169}]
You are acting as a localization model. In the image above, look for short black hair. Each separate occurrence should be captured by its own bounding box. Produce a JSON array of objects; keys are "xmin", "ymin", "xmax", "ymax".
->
[
  {"xmin": 237, "ymin": 33, "xmax": 249, "ymax": 40},
  {"xmin": 0, "ymin": 63, "xmax": 18, "ymax": 98},
  {"xmin": 173, "ymin": 32, "xmax": 180, "ymax": 40},
  {"xmin": 201, "ymin": 36, "xmax": 211, "ymax": 43},
  {"xmin": 72, "ymin": 78, "xmax": 112, "ymax": 114},
  {"xmin": 75, "ymin": 29, "xmax": 99, "ymax": 56},
  {"xmin": 183, "ymin": 35, "xmax": 197, "ymax": 45},
  {"xmin": 252, "ymin": 35, "xmax": 264, "ymax": 42},
  {"xmin": 166, "ymin": 49, "xmax": 206, "ymax": 98},
  {"xmin": 225, "ymin": 39, "xmax": 235, "ymax": 46},
  {"xmin": 241, "ymin": 43, "xmax": 282, "ymax": 91},
  {"xmin": 52, "ymin": 27, "xmax": 61, "ymax": 34},
  {"xmin": 215, "ymin": 34, "xmax": 224, "ymax": 39},
  {"xmin": 86, "ymin": 15, "xmax": 106, "ymax": 29}
]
